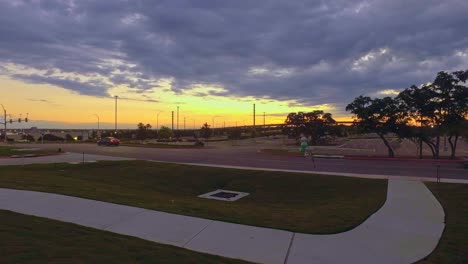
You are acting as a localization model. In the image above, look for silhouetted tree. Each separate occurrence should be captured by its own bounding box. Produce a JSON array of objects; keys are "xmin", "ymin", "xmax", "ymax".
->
[
  {"xmin": 200, "ymin": 123, "xmax": 212, "ymax": 139},
  {"xmin": 137, "ymin": 123, "xmax": 152, "ymax": 139},
  {"xmin": 398, "ymin": 70, "xmax": 468, "ymax": 158},
  {"xmin": 346, "ymin": 96, "xmax": 409, "ymax": 157},
  {"xmin": 158, "ymin": 126, "xmax": 173, "ymax": 140},
  {"xmin": 283, "ymin": 110, "xmax": 337, "ymax": 145}
]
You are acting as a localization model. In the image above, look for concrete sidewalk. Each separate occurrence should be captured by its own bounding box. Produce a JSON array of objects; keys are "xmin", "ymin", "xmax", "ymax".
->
[{"xmin": 0, "ymin": 179, "xmax": 444, "ymax": 264}]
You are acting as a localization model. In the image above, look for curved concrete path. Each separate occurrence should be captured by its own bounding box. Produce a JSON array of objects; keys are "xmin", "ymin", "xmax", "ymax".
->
[{"xmin": 0, "ymin": 179, "xmax": 444, "ymax": 264}]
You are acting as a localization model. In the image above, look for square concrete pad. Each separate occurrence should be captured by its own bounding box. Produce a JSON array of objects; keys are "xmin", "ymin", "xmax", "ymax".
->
[
  {"xmin": 106, "ymin": 210, "xmax": 212, "ymax": 247},
  {"xmin": 185, "ymin": 221, "xmax": 293, "ymax": 264}
]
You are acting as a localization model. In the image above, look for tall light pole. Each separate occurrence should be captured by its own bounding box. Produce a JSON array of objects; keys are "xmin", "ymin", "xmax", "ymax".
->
[
  {"xmin": 184, "ymin": 116, "xmax": 186, "ymax": 130},
  {"xmin": 253, "ymin": 103, "xmax": 256, "ymax": 127},
  {"xmin": 1, "ymin": 104, "xmax": 6, "ymax": 141},
  {"xmin": 171, "ymin": 111, "xmax": 174, "ymax": 130},
  {"xmin": 177, "ymin": 106, "xmax": 179, "ymax": 130},
  {"xmin": 157, "ymin": 111, "xmax": 162, "ymax": 130},
  {"xmin": 114, "ymin": 96, "xmax": 118, "ymax": 133},
  {"xmin": 0, "ymin": 104, "xmax": 29, "ymax": 142},
  {"xmin": 263, "ymin": 112, "xmax": 266, "ymax": 127},
  {"xmin": 94, "ymin": 113, "xmax": 100, "ymax": 138}
]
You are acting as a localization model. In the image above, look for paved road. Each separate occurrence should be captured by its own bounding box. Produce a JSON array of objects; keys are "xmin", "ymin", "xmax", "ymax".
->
[{"xmin": 15, "ymin": 143, "xmax": 467, "ymax": 180}]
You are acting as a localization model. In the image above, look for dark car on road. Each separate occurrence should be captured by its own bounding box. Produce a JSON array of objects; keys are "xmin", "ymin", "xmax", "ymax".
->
[{"xmin": 97, "ymin": 137, "xmax": 120, "ymax": 146}]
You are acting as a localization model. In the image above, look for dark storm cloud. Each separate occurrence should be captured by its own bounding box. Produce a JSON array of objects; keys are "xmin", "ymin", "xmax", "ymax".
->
[
  {"xmin": 13, "ymin": 74, "xmax": 109, "ymax": 97},
  {"xmin": 1, "ymin": 0, "xmax": 467, "ymax": 112}
]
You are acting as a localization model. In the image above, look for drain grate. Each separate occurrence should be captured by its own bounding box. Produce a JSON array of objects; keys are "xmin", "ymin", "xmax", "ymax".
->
[
  {"xmin": 198, "ymin": 189, "xmax": 249, "ymax": 202},
  {"xmin": 211, "ymin": 191, "xmax": 239, "ymax": 199}
]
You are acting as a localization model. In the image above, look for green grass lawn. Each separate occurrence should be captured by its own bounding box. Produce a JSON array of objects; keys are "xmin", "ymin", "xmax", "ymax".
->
[
  {"xmin": 0, "ymin": 146, "xmax": 56, "ymax": 157},
  {"xmin": 419, "ymin": 183, "xmax": 468, "ymax": 264},
  {"xmin": 0, "ymin": 210, "xmax": 248, "ymax": 264},
  {"xmin": 0, "ymin": 161, "xmax": 387, "ymax": 234}
]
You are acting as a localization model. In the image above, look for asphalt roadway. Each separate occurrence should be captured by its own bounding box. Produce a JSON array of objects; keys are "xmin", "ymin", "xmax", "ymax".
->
[{"xmin": 17, "ymin": 143, "xmax": 467, "ymax": 180}]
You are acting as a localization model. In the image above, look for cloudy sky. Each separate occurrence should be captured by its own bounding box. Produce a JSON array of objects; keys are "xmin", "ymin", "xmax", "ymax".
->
[{"xmin": 1, "ymin": 0, "xmax": 467, "ymax": 129}]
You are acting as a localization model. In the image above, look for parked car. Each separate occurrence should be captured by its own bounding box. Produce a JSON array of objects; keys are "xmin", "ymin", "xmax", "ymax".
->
[{"xmin": 97, "ymin": 137, "xmax": 120, "ymax": 146}]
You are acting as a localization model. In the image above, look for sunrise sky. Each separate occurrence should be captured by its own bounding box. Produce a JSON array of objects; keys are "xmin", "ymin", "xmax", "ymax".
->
[{"xmin": 1, "ymin": 1, "xmax": 467, "ymax": 129}]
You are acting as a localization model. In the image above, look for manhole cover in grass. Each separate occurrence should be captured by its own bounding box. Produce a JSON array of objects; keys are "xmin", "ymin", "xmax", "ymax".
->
[{"xmin": 198, "ymin": 189, "xmax": 249, "ymax": 202}]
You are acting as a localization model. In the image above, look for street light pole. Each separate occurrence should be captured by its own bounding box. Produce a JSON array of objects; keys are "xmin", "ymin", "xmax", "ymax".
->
[
  {"xmin": 1, "ymin": 104, "xmax": 6, "ymax": 141},
  {"xmin": 157, "ymin": 111, "xmax": 162, "ymax": 130},
  {"xmin": 263, "ymin": 112, "xmax": 266, "ymax": 127},
  {"xmin": 184, "ymin": 116, "xmax": 186, "ymax": 130},
  {"xmin": 253, "ymin": 104, "xmax": 256, "ymax": 127},
  {"xmin": 177, "ymin": 106, "xmax": 179, "ymax": 130},
  {"xmin": 114, "ymin": 96, "xmax": 118, "ymax": 133},
  {"xmin": 94, "ymin": 114, "xmax": 100, "ymax": 138},
  {"xmin": 0, "ymin": 104, "xmax": 29, "ymax": 142}
]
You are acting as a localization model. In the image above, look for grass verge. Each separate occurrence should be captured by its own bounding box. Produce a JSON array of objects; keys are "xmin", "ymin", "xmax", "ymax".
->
[
  {"xmin": 419, "ymin": 183, "xmax": 468, "ymax": 263},
  {"xmin": 0, "ymin": 210, "xmax": 248, "ymax": 264},
  {"xmin": 0, "ymin": 146, "xmax": 57, "ymax": 157},
  {"xmin": 0, "ymin": 161, "xmax": 387, "ymax": 234}
]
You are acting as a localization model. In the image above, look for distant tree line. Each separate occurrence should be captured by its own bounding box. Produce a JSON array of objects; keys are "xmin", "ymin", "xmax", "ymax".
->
[{"xmin": 346, "ymin": 70, "xmax": 468, "ymax": 159}]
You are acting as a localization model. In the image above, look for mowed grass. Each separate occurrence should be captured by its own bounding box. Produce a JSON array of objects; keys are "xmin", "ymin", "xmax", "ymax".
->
[
  {"xmin": 0, "ymin": 210, "xmax": 249, "ymax": 264},
  {"xmin": 0, "ymin": 161, "xmax": 387, "ymax": 234},
  {"xmin": 419, "ymin": 183, "xmax": 468, "ymax": 264},
  {"xmin": 0, "ymin": 146, "xmax": 55, "ymax": 157}
]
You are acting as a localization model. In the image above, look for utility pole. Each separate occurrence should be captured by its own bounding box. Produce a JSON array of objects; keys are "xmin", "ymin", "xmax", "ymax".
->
[
  {"xmin": 1, "ymin": 104, "xmax": 6, "ymax": 141},
  {"xmin": 253, "ymin": 103, "xmax": 256, "ymax": 127},
  {"xmin": 263, "ymin": 112, "xmax": 266, "ymax": 127},
  {"xmin": 114, "ymin": 96, "xmax": 118, "ymax": 133},
  {"xmin": 94, "ymin": 114, "xmax": 100, "ymax": 138},
  {"xmin": 156, "ymin": 111, "xmax": 163, "ymax": 130},
  {"xmin": 177, "ymin": 106, "xmax": 179, "ymax": 130},
  {"xmin": 171, "ymin": 111, "xmax": 174, "ymax": 130},
  {"xmin": 0, "ymin": 104, "xmax": 29, "ymax": 142}
]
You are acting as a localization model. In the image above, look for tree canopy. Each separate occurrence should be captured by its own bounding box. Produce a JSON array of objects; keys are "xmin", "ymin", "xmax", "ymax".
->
[
  {"xmin": 346, "ymin": 96, "xmax": 408, "ymax": 157},
  {"xmin": 284, "ymin": 110, "xmax": 336, "ymax": 145},
  {"xmin": 347, "ymin": 69, "xmax": 467, "ymax": 159}
]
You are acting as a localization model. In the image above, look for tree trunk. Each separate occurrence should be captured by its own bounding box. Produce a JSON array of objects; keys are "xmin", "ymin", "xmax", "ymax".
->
[
  {"xmin": 448, "ymin": 134, "xmax": 459, "ymax": 159},
  {"xmin": 435, "ymin": 136, "xmax": 440, "ymax": 159},
  {"xmin": 422, "ymin": 139, "xmax": 436, "ymax": 158},
  {"xmin": 378, "ymin": 133, "xmax": 394, "ymax": 158},
  {"xmin": 419, "ymin": 137, "xmax": 423, "ymax": 159}
]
